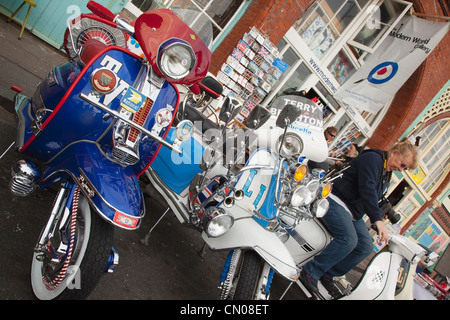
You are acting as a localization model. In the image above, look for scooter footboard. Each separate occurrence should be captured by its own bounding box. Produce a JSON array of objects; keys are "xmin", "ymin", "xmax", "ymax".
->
[{"xmin": 202, "ymin": 218, "xmax": 298, "ymax": 281}]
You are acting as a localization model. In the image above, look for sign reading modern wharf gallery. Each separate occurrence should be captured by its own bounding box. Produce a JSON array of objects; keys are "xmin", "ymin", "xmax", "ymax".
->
[{"xmin": 334, "ymin": 15, "xmax": 449, "ymax": 114}]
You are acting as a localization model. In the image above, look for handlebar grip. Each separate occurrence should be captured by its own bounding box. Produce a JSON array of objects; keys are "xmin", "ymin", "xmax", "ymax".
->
[{"xmin": 87, "ymin": 1, "xmax": 116, "ymax": 22}]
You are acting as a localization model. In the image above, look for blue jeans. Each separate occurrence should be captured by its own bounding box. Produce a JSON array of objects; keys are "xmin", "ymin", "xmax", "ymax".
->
[{"xmin": 303, "ymin": 197, "xmax": 373, "ymax": 280}]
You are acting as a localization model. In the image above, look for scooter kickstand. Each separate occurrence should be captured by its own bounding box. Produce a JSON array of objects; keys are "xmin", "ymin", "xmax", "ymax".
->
[
  {"xmin": 279, "ymin": 282, "xmax": 293, "ymax": 300},
  {"xmin": 0, "ymin": 142, "xmax": 15, "ymax": 161},
  {"xmin": 140, "ymin": 207, "xmax": 170, "ymax": 246},
  {"xmin": 198, "ymin": 242, "xmax": 207, "ymax": 257}
]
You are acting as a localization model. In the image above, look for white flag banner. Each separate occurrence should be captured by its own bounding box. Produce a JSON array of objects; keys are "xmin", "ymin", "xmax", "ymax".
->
[{"xmin": 334, "ymin": 15, "xmax": 449, "ymax": 114}]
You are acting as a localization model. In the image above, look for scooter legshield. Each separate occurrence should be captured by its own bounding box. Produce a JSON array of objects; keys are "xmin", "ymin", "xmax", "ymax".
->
[{"xmin": 40, "ymin": 142, "xmax": 145, "ymax": 230}]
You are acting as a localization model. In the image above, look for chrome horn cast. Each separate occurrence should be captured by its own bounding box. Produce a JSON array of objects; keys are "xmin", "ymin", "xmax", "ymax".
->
[{"xmin": 9, "ymin": 160, "xmax": 41, "ymax": 196}]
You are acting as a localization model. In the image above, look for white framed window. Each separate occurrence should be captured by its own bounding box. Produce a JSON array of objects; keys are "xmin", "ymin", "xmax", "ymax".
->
[
  {"xmin": 294, "ymin": 0, "xmax": 372, "ymax": 60},
  {"xmin": 347, "ymin": 0, "xmax": 412, "ymax": 62},
  {"xmin": 417, "ymin": 121, "xmax": 450, "ymax": 194},
  {"xmin": 130, "ymin": 0, "xmax": 246, "ymax": 45}
]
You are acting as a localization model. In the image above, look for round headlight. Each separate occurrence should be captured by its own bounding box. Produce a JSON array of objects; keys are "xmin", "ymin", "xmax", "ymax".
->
[
  {"xmin": 277, "ymin": 133, "xmax": 303, "ymax": 158},
  {"xmin": 291, "ymin": 186, "xmax": 311, "ymax": 207},
  {"xmin": 307, "ymin": 179, "xmax": 320, "ymax": 194},
  {"xmin": 203, "ymin": 207, "xmax": 234, "ymax": 238},
  {"xmin": 158, "ymin": 41, "xmax": 195, "ymax": 79},
  {"xmin": 311, "ymin": 198, "xmax": 329, "ymax": 218}
]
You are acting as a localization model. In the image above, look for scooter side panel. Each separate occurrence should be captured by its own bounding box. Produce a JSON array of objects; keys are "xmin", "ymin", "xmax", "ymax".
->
[
  {"xmin": 340, "ymin": 251, "xmax": 396, "ymax": 300},
  {"xmin": 284, "ymin": 218, "xmax": 331, "ymax": 266},
  {"xmin": 202, "ymin": 217, "xmax": 299, "ymax": 281},
  {"xmin": 151, "ymin": 128, "xmax": 204, "ymax": 194}
]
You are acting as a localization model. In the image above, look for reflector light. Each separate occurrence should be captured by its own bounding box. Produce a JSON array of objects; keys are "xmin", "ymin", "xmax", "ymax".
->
[{"xmin": 113, "ymin": 211, "xmax": 139, "ymax": 229}]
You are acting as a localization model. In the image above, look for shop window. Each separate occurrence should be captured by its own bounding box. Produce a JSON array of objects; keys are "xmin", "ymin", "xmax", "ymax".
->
[
  {"xmin": 315, "ymin": 82, "xmax": 340, "ymax": 112},
  {"xmin": 395, "ymin": 198, "xmax": 416, "ymax": 219},
  {"xmin": 327, "ymin": 49, "xmax": 356, "ymax": 85},
  {"xmin": 388, "ymin": 180, "xmax": 412, "ymax": 207},
  {"xmin": 265, "ymin": 46, "xmax": 312, "ymax": 105},
  {"xmin": 295, "ymin": 0, "xmax": 370, "ymax": 60},
  {"xmin": 415, "ymin": 121, "xmax": 450, "ymax": 194},
  {"xmin": 278, "ymin": 63, "xmax": 312, "ymax": 96},
  {"xmin": 131, "ymin": 0, "xmax": 166, "ymax": 11},
  {"xmin": 131, "ymin": 0, "xmax": 244, "ymax": 41},
  {"xmin": 347, "ymin": 0, "xmax": 412, "ymax": 61}
]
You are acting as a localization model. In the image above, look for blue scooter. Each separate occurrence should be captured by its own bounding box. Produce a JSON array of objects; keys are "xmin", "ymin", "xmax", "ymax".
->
[{"xmin": 2, "ymin": 2, "xmax": 214, "ymax": 299}]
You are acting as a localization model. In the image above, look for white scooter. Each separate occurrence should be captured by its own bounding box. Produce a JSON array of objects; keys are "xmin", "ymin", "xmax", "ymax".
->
[
  {"xmin": 193, "ymin": 95, "xmax": 335, "ymax": 299},
  {"xmin": 145, "ymin": 93, "xmax": 332, "ymax": 299},
  {"xmin": 281, "ymin": 230, "xmax": 433, "ymax": 300},
  {"xmin": 193, "ymin": 95, "xmax": 435, "ymax": 300}
]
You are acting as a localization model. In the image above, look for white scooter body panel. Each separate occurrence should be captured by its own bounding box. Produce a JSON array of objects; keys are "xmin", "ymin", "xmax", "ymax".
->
[
  {"xmin": 284, "ymin": 218, "xmax": 331, "ymax": 267},
  {"xmin": 202, "ymin": 217, "xmax": 299, "ymax": 281},
  {"xmin": 202, "ymin": 148, "xmax": 298, "ymax": 281},
  {"xmin": 339, "ymin": 251, "xmax": 401, "ymax": 300}
]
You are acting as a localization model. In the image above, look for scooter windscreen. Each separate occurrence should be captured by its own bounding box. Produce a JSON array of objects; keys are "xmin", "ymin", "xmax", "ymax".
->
[
  {"xmin": 257, "ymin": 95, "xmax": 328, "ymax": 162},
  {"xmin": 134, "ymin": 7, "xmax": 213, "ymax": 85}
]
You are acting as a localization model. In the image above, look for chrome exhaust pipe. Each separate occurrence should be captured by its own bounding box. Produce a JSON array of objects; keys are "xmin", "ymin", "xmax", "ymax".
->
[
  {"xmin": 234, "ymin": 189, "xmax": 244, "ymax": 200},
  {"xmin": 223, "ymin": 197, "xmax": 235, "ymax": 208}
]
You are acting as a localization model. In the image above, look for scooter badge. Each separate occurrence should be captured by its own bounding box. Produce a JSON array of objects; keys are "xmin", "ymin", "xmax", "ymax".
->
[{"xmin": 90, "ymin": 68, "xmax": 118, "ymax": 95}]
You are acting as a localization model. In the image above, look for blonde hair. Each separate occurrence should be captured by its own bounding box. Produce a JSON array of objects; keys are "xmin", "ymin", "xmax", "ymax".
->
[{"xmin": 388, "ymin": 137, "xmax": 418, "ymax": 169}]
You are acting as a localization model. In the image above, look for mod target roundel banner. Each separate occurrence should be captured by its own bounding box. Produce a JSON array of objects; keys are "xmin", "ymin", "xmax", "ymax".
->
[{"xmin": 368, "ymin": 62, "xmax": 399, "ymax": 84}]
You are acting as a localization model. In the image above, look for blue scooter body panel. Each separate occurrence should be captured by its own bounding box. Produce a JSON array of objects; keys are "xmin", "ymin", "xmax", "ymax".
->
[
  {"xmin": 40, "ymin": 142, "xmax": 145, "ymax": 229},
  {"xmin": 151, "ymin": 128, "xmax": 204, "ymax": 194}
]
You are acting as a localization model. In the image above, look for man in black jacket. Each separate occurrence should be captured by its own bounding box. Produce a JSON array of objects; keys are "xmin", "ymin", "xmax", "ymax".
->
[{"xmin": 300, "ymin": 138, "xmax": 417, "ymax": 297}]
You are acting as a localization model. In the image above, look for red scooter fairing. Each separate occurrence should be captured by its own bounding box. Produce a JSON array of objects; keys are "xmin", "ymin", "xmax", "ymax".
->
[{"xmin": 134, "ymin": 9, "xmax": 212, "ymax": 85}]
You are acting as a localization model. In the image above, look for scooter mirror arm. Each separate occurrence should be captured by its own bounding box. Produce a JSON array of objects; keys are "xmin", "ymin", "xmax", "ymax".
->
[
  {"xmin": 274, "ymin": 158, "xmax": 286, "ymax": 204},
  {"xmin": 323, "ymin": 165, "xmax": 350, "ymax": 182},
  {"xmin": 80, "ymin": 93, "xmax": 182, "ymax": 154},
  {"xmin": 116, "ymin": 18, "xmax": 135, "ymax": 37},
  {"xmin": 234, "ymin": 165, "xmax": 275, "ymax": 179}
]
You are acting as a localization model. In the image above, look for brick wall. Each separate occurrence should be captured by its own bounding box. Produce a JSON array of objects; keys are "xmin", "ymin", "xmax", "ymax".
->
[{"xmin": 210, "ymin": 0, "xmax": 314, "ymax": 75}]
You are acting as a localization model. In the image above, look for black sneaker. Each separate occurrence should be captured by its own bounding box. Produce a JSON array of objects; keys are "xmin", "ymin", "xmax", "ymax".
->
[
  {"xmin": 320, "ymin": 276, "xmax": 343, "ymax": 299},
  {"xmin": 299, "ymin": 269, "xmax": 319, "ymax": 293}
]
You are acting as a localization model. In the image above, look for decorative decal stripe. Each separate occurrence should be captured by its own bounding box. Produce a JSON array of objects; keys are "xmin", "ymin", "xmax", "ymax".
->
[{"xmin": 128, "ymin": 98, "xmax": 154, "ymax": 142}]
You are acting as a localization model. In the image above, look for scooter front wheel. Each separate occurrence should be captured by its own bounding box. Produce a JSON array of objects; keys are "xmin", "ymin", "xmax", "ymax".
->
[
  {"xmin": 233, "ymin": 250, "xmax": 272, "ymax": 300},
  {"xmin": 31, "ymin": 190, "xmax": 114, "ymax": 300}
]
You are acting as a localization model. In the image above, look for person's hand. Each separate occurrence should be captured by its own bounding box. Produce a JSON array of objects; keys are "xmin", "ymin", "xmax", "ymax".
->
[{"xmin": 374, "ymin": 220, "xmax": 389, "ymax": 244}]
